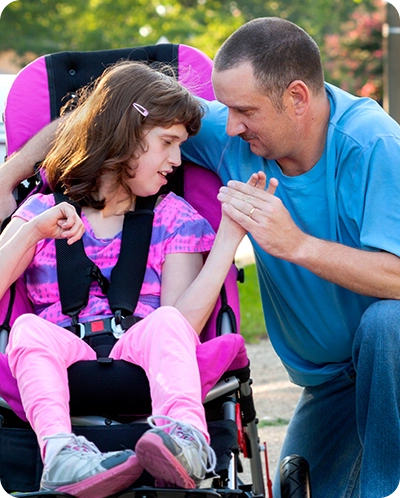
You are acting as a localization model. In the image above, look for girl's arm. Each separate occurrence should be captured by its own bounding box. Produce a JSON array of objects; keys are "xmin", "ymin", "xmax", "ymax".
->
[
  {"xmin": 161, "ymin": 172, "xmax": 268, "ymax": 334},
  {"xmin": 0, "ymin": 202, "xmax": 84, "ymax": 302}
]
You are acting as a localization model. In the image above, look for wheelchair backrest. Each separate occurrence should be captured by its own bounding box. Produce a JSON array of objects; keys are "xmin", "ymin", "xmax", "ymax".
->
[{"xmin": 1, "ymin": 43, "xmax": 240, "ymax": 340}]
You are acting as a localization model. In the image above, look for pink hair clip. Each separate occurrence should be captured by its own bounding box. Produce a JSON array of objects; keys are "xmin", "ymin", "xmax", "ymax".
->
[{"xmin": 132, "ymin": 103, "xmax": 149, "ymax": 117}]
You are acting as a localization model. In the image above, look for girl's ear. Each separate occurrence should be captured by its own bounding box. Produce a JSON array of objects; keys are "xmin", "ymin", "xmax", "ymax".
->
[{"xmin": 285, "ymin": 80, "xmax": 310, "ymax": 116}]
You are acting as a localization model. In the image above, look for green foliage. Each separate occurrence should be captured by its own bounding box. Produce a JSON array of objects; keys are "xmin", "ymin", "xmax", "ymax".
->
[
  {"xmin": 324, "ymin": 0, "xmax": 385, "ymax": 101},
  {"xmin": 0, "ymin": 0, "xmax": 245, "ymax": 63},
  {"xmin": 0, "ymin": 0, "xmax": 384, "ymax": 98},
  {"xmin": 238, "ymin": 263, "xmax": 267, "ymax": 344},
  {"xmin": 233, "ymin": 0, "xmax": 367, "ymax": 46}
]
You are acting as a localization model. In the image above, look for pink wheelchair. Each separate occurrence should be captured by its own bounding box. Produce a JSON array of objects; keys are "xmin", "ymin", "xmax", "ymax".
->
[{"xmin": 0, "ymin": 42, "xmax": 310, "ymax": 498}]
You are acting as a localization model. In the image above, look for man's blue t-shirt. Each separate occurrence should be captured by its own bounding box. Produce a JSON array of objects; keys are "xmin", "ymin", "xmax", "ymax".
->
[{"xmin": 182, "ymin": 83, "xmax": 400, "ymax": 387}]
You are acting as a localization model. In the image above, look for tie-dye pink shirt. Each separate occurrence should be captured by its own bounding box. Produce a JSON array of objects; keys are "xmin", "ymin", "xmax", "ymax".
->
[{"xmin": 13, "ymin": 192, "xmax": 215, "ymax": 328}]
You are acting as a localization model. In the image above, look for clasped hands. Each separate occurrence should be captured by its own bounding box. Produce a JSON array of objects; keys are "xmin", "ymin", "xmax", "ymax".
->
[{"xmin": 217, "ymin": 171, "xmax": 303, "ymax": 260}]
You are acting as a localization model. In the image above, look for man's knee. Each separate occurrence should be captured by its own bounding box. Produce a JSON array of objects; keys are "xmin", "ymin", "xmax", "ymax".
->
[
  {"xmin": 359, "ymin": 300, "xmax": 400, "ymax": 332},
  {"xmin": 354, "ymin": 300, "xmax": 400, "ymax": 359}
]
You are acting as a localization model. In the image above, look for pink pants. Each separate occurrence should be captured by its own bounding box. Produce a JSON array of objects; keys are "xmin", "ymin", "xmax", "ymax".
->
[{"xmin": 7, "ymin": 306, "xmax": 209, "ymax": 458}]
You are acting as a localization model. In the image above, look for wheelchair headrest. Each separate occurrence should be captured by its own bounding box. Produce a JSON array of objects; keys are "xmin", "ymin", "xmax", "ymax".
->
[{"xmin": 4, "ymin": 43, "xmax": 214, "ymax": 156}]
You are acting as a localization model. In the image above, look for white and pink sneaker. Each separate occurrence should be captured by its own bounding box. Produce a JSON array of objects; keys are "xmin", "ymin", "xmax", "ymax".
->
[
  {"xmin": 135, "ymin": 416, "xmax": 216, "ymax": 489},
  {"xmin": 40, "ymin": 433, "xmax": 143, "ymax": 498}
]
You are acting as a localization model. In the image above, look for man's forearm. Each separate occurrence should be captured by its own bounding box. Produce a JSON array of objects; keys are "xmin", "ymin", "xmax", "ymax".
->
[
  {"xmin": 294, "ymin": 234, "xmax": 400, "ymax": 299},
  {"xmin": 0, "ymin": 118, "xmax": 63, "ymax": 222},
  {"xmin": 0, "ymin": 117, "xmax": 62, "ymax": 189}
]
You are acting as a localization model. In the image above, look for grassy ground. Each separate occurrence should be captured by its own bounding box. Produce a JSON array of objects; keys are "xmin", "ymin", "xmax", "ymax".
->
[{"xmin": 237, "ymin": 263, "xmax": 267, "ymax": 343}]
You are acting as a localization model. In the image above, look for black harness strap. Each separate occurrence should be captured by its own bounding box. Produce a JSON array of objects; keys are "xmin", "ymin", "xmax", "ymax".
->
[
  {"xmin": 54, "ymin": 192, "xmax": 108, "ymax": 322},
  {"xmin": 54, "ymin": 192, "xmax": 103, "ymax": 320},
  {"xmin": 54, "ymin": 192, "xmax": 157, "ymax": 330},
  {"xmin": 107, "ymin": 198, "xmax": 156, "ymax": 319}
]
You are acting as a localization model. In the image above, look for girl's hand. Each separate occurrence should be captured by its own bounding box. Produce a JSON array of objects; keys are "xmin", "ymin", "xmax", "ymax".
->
[{"xmin": 29, "ymin": 202, "xmax": 85, "ymax": 245}]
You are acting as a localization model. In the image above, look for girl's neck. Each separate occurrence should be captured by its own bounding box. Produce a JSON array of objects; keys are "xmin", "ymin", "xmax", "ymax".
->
[
  {"xmin": 82, "ymin": 207, "xmax": 124, "ymax": 239},
  {"xmin": 83, "ymin": 188, "xmax": 136, "ymax": 239},
  {"xmin": 98, "ymin": 175, "xmax": 137, "ymax": 215}
]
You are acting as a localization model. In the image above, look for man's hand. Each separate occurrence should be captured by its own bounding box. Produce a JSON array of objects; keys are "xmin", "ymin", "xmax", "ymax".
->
[{"xmin": 0, "ymin": 116, "xmax": 66, "ymax": 225}]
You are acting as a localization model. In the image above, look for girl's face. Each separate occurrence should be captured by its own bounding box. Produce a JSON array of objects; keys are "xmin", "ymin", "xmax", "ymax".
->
[{"xmin": 127, "ymin": 124, "xmax": 189, "ymax": 198}]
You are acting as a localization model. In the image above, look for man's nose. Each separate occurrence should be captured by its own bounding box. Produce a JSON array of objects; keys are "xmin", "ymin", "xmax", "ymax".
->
[{"xmin": 226, "ymin": 112, "xmax": 246, "ymax": 137}]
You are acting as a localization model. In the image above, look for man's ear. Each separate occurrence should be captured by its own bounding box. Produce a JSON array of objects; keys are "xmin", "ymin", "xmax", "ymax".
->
[{"xmin": 286, "ymin": 80, "xmax": 309, "ymax": 116}]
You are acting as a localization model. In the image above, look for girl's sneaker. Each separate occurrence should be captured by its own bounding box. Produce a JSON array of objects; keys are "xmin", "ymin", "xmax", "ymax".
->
[
  {"xmin": 135, "ymin": 416, "xmax": 217, "ymax": 488},
  {"xmin": 40, "ymin": 433, "xmax": 143, "ymax": 498}
]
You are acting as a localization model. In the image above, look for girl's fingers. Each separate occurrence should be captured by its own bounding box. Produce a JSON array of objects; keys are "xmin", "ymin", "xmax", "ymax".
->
[
  {"xmin": 226, "ymin": 175, "xmax": 275, "ymax": 201},
  {"xmin": 266, "ymin": 177, "xmax": 279, "ymax": 196},
  {"xmin": 247, "ymin": 172, "xmax": 260, "ymax": 187},
  {"xmin": 255, "ymin": 172, "xmax": 267, "ymax": 190},
  {"xmin": 62, "ymin": 224, "xmax": 85, "ymax": 244},
  {"xmin": 58, "ymin": 219, "xmax": 71, "ymax": 229},
  {"xmin": 55, "ymin": 204, "xmax": 85, "ymax": 243},
  {"xmin": 247, "ymin": 171, "xmax": 267, "ymax": 189}
]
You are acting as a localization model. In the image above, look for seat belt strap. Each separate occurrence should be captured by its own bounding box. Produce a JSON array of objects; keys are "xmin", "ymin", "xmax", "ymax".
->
[
  {"xmin": 107, "ymin": 195, "xmax": 157, "ymax": 317},
  {"xmin": 54, "ymin": 191, "xmax": 105, "ymax": 319}
]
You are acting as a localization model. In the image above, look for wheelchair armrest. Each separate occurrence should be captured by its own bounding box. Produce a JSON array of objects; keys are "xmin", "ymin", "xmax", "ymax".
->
[{"xmin": 203, "ymin": 376, "xmax": 240, "ymax": 404}]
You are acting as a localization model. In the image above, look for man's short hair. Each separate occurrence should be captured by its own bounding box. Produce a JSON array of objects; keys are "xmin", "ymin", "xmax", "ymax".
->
[{"xmin": 214, "ymin": 17, "xmax": 325, "ymax": 108}]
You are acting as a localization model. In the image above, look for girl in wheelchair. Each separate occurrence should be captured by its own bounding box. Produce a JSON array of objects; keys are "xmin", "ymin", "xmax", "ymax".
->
[{"xmin": 0, "ymin": 60, "xmax": 265, "ymax": 498}]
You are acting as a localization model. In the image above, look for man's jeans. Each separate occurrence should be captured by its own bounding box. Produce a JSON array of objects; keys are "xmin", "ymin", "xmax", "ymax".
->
[{"xmin": 273, "ymin": 300, "xmax": 400, "ymax": 498}]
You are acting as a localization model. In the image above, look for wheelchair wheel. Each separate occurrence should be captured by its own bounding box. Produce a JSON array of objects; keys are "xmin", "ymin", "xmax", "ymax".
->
[{"xmin": 280, "ymin": 454, "xmax": 311, "ymax": 498}]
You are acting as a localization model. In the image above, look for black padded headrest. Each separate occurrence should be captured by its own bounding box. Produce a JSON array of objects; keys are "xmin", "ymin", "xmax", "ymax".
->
[{"xmin": 45, "ymin": 44, "xmax": 179, "ymax": 119}]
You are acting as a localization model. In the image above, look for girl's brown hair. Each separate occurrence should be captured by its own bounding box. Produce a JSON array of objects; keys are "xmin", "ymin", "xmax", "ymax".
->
[{"xmin": 43, "ymin": 60, "xmax": 204, "ymax": 208}]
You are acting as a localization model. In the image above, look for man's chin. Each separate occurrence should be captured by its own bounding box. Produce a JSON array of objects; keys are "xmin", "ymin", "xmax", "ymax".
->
[
  {"xmin": 248, "ymin": 142, "xmax": 266, "ymax": 157},
  {"xmin": 240, "ymin": 135, "xmax": 268, "ymax": 157}
]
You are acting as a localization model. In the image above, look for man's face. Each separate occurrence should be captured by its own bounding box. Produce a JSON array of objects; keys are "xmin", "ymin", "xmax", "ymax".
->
[{"xmin": 212, "ymin": 63, "xmax": 295, "ymax": 161}]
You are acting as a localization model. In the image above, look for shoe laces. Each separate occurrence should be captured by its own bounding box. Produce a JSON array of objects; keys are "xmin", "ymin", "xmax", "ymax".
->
[
  {"xmin": 147, "ymin": 415, "xmax": 217, "ymax": 474},
  {"xmin": 43, "ymin": 433, "xmax": 101, "ymax": 458}
]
